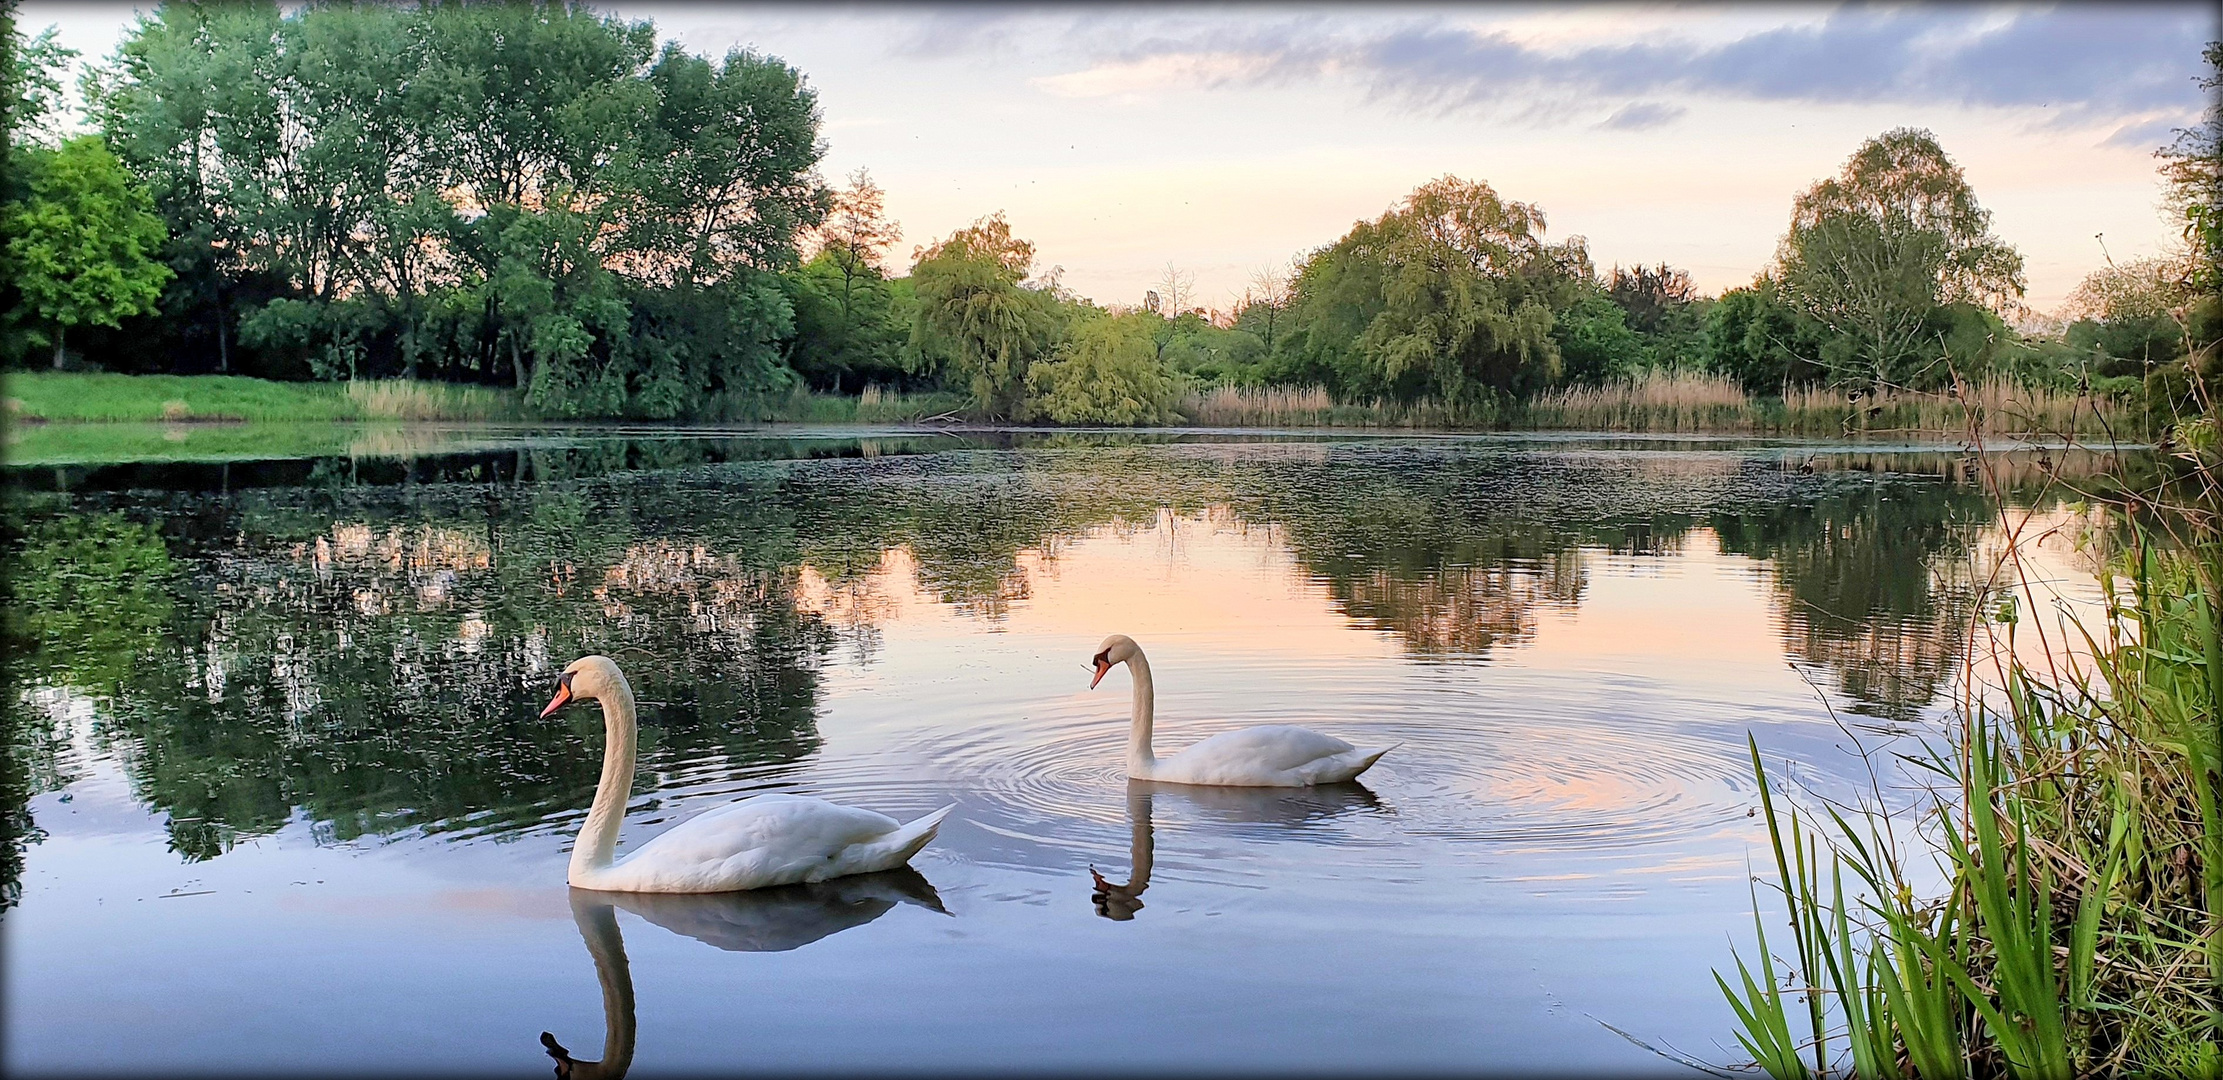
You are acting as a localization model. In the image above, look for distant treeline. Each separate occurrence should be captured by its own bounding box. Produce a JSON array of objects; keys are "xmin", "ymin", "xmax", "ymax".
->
[{"xmin": 2, "ymin": 3, "xmax": 2216, "ymax": 424}]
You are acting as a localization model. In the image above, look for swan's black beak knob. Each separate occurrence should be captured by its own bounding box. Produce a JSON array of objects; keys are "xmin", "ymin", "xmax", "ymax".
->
[{"xmin": 540, "ymin": 672, "xmax": 575, "ymax": 718}]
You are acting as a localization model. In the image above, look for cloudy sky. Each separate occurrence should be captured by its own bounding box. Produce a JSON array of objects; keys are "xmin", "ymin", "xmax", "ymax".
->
[{"xmin": 22, "ymin": 2, "xmax": 2217, "ymax": 313}]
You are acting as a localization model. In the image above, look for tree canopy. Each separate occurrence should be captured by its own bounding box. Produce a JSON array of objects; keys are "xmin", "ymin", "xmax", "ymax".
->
[
  {"xmin": 1775, "ymin": 128, "xmax": 2025, "ymax": 391},
  {"xmin": 82, "ymin": 0, "xmax": 828, "ymax": 415},
  {"xmin": 4, "ymin": 136, "xmax": 171, "ymax": 367}
]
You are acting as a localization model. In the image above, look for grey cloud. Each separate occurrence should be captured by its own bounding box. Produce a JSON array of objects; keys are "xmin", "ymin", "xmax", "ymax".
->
[
  {"xmin": 1034, "ymin": 5, "xmax": 2216, "ymax": 127},
  {"xmin": 1598, "ymin": 102, "xmax": 1686, "ymax": 131},
  {"xmin": 2103, "ymin": 115, "xmax": 2198, "ymax": 151}
]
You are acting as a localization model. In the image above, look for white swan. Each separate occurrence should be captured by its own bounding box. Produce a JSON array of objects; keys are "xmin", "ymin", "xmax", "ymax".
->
[
  {"xmin": 542, "ymin": 655, "xmax": 954, "ymax": 893},
  {"xmin": 1088, "ymin": 634, "xmax": 1394, "ymax": 787}
]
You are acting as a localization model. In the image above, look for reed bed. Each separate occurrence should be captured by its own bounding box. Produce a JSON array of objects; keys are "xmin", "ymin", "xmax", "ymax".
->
[
  {"xmin": 1526, "ymin": 370, "xmax": 2122, "ymax": 436},
  {"xmin": 1176, "ymin": 372, "xmax": 2124, "ymax": 436},
  {"xmin": 1524, "ymin": 370, "xmax": 1756, "ymax": 432},
  {"xmin": 1177, "ymin": 384, "xmax": 1461, "ymax": 428},
  {"xmin": 1716, "ymin": 410, "xmax": 2221, "ymax": 1075},
  {"xmin": 343, "ymin": 379, "xmax": 517, "ymax": 421},
  {"xmin": 1779, "ymin": 380, "xmax": 2121, "ymax": 439}
]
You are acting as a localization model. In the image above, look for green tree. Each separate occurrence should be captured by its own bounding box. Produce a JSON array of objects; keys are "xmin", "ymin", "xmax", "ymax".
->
[
  {"xmin": 1552, "ymin": 290, "xmax": 1645, "ymax": 385},
  {"xmin": 1606, "ymin": 263, "xmax": 1710, "ymax": 370},
  {"xmin": 4, "ymin": 21, "xmax": 73, "ymax": 149},
  {"xmin": 1776, "ymin": 128, "xmax": 2025, "ymax": 391},
  {"xmin": 1347, "ymin": 176, "xmax": 1589, "ymax": 410},
  {"xmin": 89, "ymin": 1, "xmax": 827, "ymax": 414},
  {"xmin": 4, "ymin": 135, "xmax": 171, "ymax": 367},
  {"xmin": 1705, "ymin": 275, "xmax": 1830, "ymax": 391},
  {"xmin": 786, "ymin": 169, "xmax": 909, "ymax": 391},
  {"xmin": 2153, "ymin": 41, "xmax": 2220, "ymax": 422},
  {"xmin": 909, "ymin": 212, "xmax": 1063, "ymax": 417},
  {"xmin": 2057, "ymin": 257, "xmax": 2191, "ymax": 382},
  {"xmin": 1024, "ymin": 312, "xmax": 1182, "ymax": 424}
]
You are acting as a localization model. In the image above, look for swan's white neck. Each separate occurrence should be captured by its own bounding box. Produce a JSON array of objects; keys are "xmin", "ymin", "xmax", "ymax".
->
[
  {"xmin": 572, "ymin": 676, "xmax": 639, "ymax": 882},
  {"xmin": 1124, "ymin": 649, "xmax": 1157, "ymax": 775}
]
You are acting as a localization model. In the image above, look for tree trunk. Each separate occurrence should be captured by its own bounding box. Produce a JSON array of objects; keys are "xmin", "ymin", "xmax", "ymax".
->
[
  {"xmin": 51, "ymin": 324, "xmax": 65, "ymax": 370},
  {"xmin": 511, "ymin": 334, "xmax": 529, "ymax": 389},
  {"xmin": 216, "ymin": 302, "xmax": 231, "ymax": 373}
]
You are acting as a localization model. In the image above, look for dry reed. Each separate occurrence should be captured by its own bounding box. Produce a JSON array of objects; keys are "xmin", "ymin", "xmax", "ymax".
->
[
  {"xmin": 343, "ymin": 379, "xmax": 516, "ymax": 421},
  {"xmin": 1178, "ymin": 384, "xmax": 1458, "ymax": 428}
]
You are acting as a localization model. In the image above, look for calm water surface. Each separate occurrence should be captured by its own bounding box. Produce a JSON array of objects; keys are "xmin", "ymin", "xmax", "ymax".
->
[{"xmin": 4, "ymin": 428, "xmax": 2110, "ymax": 1075}]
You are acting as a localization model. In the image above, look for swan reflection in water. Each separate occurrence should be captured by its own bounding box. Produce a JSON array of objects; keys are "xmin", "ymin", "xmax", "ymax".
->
[
  {"xmin": 540, "ymin": 869, "xmax": 947, "ymax": 1078},
  {"xmin": 1089, "ymin": 780, "xmax": 1383, "ymax": 921}
]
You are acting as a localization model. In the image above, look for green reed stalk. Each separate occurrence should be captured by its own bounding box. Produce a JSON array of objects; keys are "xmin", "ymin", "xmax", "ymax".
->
[{"xmin": 1721, "ymin": 532, "xmax": 2220, "ymax": 1075}]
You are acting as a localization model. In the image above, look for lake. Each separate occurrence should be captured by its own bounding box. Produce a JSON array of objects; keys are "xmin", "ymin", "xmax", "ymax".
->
[{"xmin": 3, "ymin": 426, "xmax": 2113, "ymax": 1075}]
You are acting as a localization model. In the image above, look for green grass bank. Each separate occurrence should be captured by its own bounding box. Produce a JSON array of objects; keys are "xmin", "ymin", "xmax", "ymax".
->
[{"xmin": 3, "ymin": 372, "xmax": 516, "ymax": 423}]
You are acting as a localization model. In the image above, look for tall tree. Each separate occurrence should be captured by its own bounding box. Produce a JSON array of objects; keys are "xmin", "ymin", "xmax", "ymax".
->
[
  {"xmin": 786, "ymin": 168, "xmax": 902, "ymax": 391},
  {"xmin": 909, "ymin": 212, "xmax": 1060, "ymax": 417},
  {"xmin": 810, "ymin": 167, "xmax": 900, "ymax": 318},
  {"xmin": 1346, "ymin": 175, "xmax": 1589, "ymax": 409},
  {"xmin": 5, "ymin": 135, "xmax": 171, "ymax": 367},
  {"xmin": 1775, "ymin": 128, "xmax": 2024, "ymax": 391},
  {"xmin": 1238, "ymin": 262, "xmax": 1293, "ymax": 355}
]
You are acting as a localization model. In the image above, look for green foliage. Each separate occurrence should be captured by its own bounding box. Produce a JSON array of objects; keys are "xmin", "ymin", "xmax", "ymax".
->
[
  {"xmin": 4, "ymin": 20, "xmax": 73, "ymax": 149},
  {"xmin": 1552, "ymin": 290, "xmax": 1646, "ymax": 385},
  {"xmin": 1705, "ymin": 276, "xmax": 1831, "ymax": 391},
  {"xmin": 2161, "ymin": 43, "xmax": 2221, "ymax": 303},
  {"xmin": 1775, "ymin": 128, "xmax": 2026, "ymax": 391},
  {"xmin": 1024, "ymin": 312, "xmax": 1181, "ymax": 425},
  {"xmin": 1272, "ymin": 175, "xmax": 1595, "ymax": 416},
  {"xmin": 1151, "ymin": 310, "xmax": 1265, "ymax": 385},
  {"xmin": 908, "ymin": 213, "xmax": 1070, "ymax": 417},
  {"xmin": 3, "ymin": 136, "xmax": 172, "ymax": 366},
  {"xmin": 1722, "ymin": 522, "xmax": 2223, "ymax": 1076},
  {"xmin": 1606, "ymin": 263, "xmax": 1711, "ymax": 370},
  {"xmin": 79, "ymin": 1, "xmax": 825, "ymax": 416},
  {"xmin": 785, "ymin": 168, "xmax": 912, "ymax": 391},
  {"xmin": 785, "ymin": 249, "xmax": 915, "ymax": 392}
]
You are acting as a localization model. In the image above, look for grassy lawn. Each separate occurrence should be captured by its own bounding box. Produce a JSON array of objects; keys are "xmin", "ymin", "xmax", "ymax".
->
[{"xmin": 2, "ymin": 371, "xmax": 516, "ymax": 423}]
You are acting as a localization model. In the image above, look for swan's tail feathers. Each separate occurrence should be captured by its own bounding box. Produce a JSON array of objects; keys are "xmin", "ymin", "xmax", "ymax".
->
[
  {"xmin": 1351, "ymin": 742, "xmax": 1399, "ymax": 775},
  {"xmin": 886, "ymin": 803, "xmax": 957, "ymax": 864}
]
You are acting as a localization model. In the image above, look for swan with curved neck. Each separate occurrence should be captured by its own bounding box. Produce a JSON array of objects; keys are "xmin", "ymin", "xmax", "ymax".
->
[
  {"xmin": 543, "ymin": 656, "xmax": 954, "ymax": 893},
  {"xmin": 1088, "ymin": 635, "xmax": 1393, "ymax": 787}
]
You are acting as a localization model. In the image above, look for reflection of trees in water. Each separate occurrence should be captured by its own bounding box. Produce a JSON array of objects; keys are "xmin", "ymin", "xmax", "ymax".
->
[
  {"xmin": 1336, "ymin": 557, "xmax": 1586, "ymax": 655},
  {"xmin": 2, "ymin": 509, "xmax": 180, "ymax": 909},
  {"xmin": 7, "ymin": 478, "xmax": 838, "ymax": 865},
  {"xmin": 1713, "ymin": 478, "xmax": 1999, "ymax": 723},
  {"xmin": 5, "ymin": 439, "xmax": 2067, "ymax": 898}
]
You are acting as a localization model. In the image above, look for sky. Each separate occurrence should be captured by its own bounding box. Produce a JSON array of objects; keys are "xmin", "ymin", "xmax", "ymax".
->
[{"xmin": 20, "ymin": 2, "xmax": 2217, "ymax": 314}]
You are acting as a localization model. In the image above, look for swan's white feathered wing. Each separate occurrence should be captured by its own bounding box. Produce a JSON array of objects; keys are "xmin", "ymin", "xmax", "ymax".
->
[
  {"xmin": 1143, "ymin": 724, "xmax": 1392, "ymax": 787},
  {"xmin": 576, "ymin": 794, "xmax": 954, "ymax": 893}
]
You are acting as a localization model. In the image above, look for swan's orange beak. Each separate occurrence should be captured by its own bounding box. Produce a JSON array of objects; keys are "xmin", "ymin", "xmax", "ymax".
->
[
  {"xmin": 1090, "ymin": 658, "xmax": 1112, "ymax": 689},
  {"xmin": 539, "ymin": 682, "xmax": 574, "ymax": 718}
]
